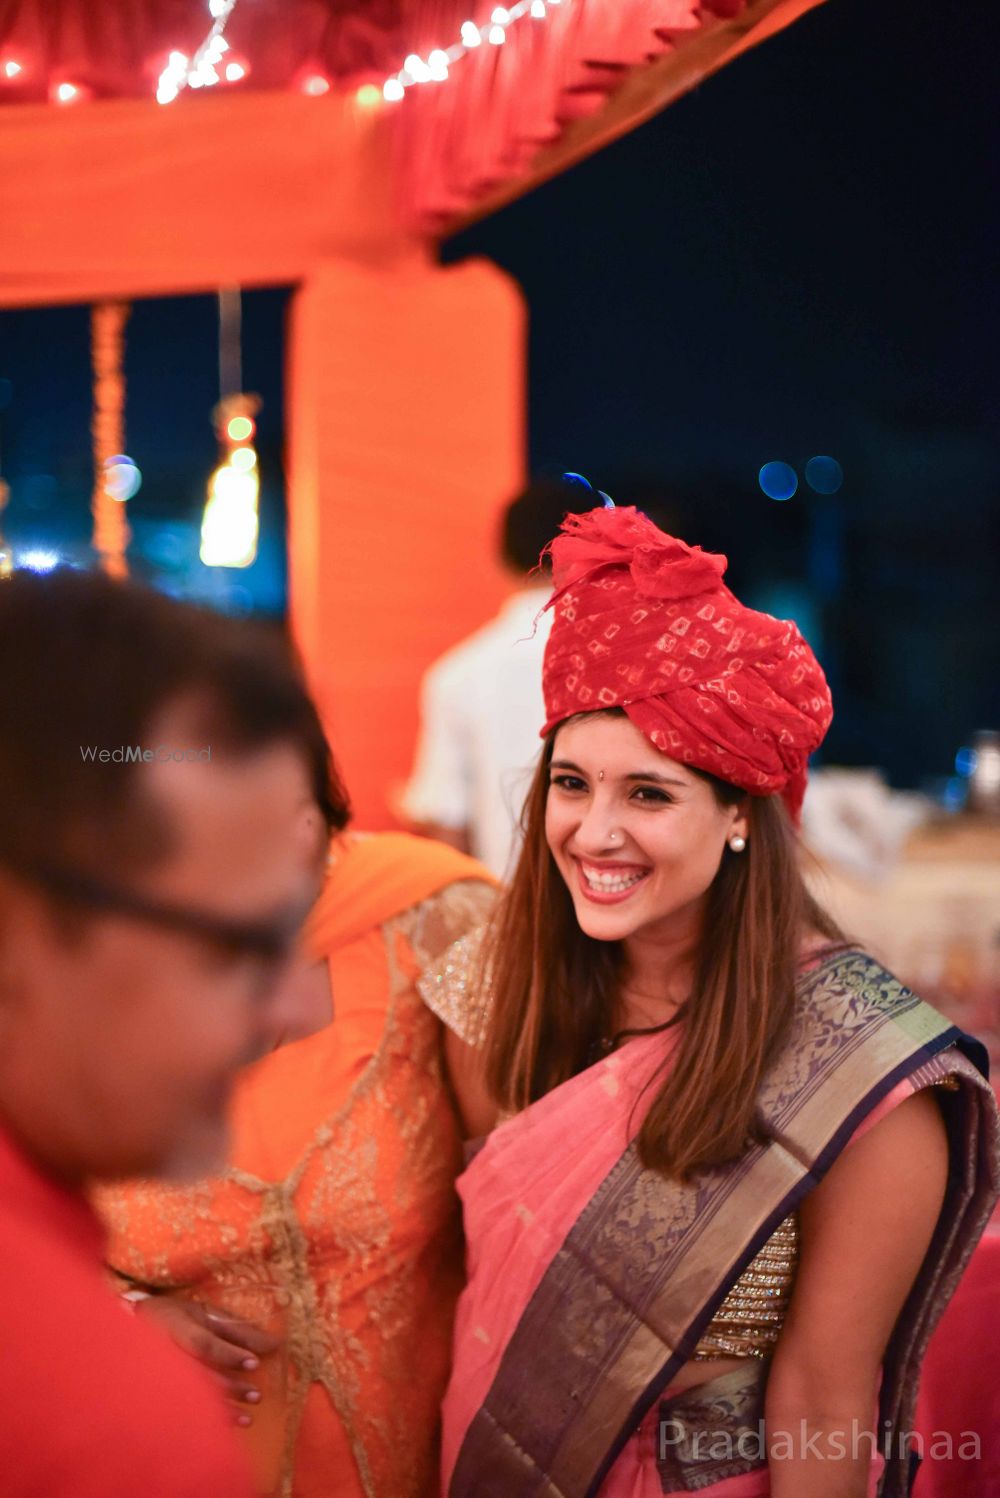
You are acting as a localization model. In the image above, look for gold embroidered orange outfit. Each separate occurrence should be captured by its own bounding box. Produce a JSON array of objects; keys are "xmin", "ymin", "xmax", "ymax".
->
[{"xmin": 99, "ymin": 832, "xmax": 495, "ymax": 1498}]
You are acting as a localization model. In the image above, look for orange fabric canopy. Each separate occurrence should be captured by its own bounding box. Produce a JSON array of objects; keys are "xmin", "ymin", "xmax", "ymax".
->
[
  {"xmin": 0, "ymin": 0, "xmax": 826, "ymax": 239},
  {"xmin": 0, "ymin": 90, "xmax": 401, "ymax": 307}
]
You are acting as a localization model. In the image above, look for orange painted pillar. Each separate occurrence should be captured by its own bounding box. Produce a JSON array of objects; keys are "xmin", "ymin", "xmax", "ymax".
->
[{"xmin": 286, "ymin": 251, "xmax": 526, "ymax": 828}]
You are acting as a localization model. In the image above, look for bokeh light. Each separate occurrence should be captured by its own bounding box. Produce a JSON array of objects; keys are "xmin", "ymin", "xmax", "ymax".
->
[
  {"xmin": 758, "ymin": 461, "xmax": 798, "ymax": 501},
  {"xmin": 19, "ymin": 549, "xmax": 60, "ymax": 572},
  {"xmin": 805, "ymin": 456, "xmax": 844, "ymax": 494},
  {"xmin": 955, "ymin": 745, "xmax": 977, "ymax": 778},
  {"xmin": 104, "ymin": 455, "xmax": 142, "ymax": 502},
  {"xmin": 143, "ymin": 526, "xmax": 190, "ymax": 568},
  {"xmin": 230, "ymin": 446, "xmax": 257, "ymax": 473}
]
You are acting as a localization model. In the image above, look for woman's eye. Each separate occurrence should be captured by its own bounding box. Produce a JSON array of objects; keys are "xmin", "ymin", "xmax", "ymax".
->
[
  {"xmin": 550, "ymin": 774, "xmax": 587, "ymax": 793},
  {"xmin": 632, "ymin": 786, "xmax": 673, "ymax": 804}
]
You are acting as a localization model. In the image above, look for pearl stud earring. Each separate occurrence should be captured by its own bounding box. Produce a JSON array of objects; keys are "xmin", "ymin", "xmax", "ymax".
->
[{"xmin": 729, "ymin": 834, "xmax": 747, "ymax": 853}]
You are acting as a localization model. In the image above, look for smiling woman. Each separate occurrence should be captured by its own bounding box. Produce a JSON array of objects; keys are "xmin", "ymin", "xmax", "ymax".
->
[
  {"xmin": 423, "ymin": 504, "xmax": 999, "ymax": 1498},
  {"xmin": 483, "ymin": 708, "xmax": 840, "ymax": 1176},
  {"xmin": 547, "ymin": 716, "xmax": 747, "ymax": 937}
]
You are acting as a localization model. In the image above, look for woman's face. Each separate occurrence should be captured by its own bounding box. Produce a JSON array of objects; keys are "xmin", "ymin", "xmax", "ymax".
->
[{"xmin": 545, "ymin": 714, "xmax": 748, "ymax": 948}]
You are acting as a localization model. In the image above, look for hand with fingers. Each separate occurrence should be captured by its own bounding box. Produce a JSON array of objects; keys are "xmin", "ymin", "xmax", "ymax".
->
[{"xmin": 136, "ymin": 1295, "xmax": 283, "ymax": 1426}]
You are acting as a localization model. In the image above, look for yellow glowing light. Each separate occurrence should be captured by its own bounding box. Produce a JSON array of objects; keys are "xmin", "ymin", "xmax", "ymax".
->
[
  {"xmin": 226, "ymin": 415, "xmax": 254, "ymax": 442},
  {"xmin": 355, "ymin": 83, "xmax": 382, "ymax": 108},
  {"xmin": 200, "ymin": 461, "xmax": 259, "ymax": 568},
  {"xmin": 230, "ymin": 445, "xmax": 257, "ymax": 473}
]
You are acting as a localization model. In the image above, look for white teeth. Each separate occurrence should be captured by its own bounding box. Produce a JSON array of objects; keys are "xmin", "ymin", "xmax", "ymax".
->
[{"xmin": 581, "ymin": 865, "xmax": 646, "ymax": 894}]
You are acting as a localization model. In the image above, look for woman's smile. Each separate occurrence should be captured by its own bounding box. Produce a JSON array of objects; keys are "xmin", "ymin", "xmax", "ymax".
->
[{"xmin": 573, "ymin": 857, "xmax": 651, "ymax": 903}]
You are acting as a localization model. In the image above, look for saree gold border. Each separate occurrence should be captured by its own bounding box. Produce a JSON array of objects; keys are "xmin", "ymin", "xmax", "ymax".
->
[
  {"xmin": 551, "ymin": 954, "xmax": 956, "ymax": 1492},
  {"xmin": 451, "ymin": 953, "xmax": 981, "ymax": 1498},
  {"xmin": 553, "ymin": 952, "xmax": 970, "ymax": 1492},
  {"xmin": 876, "ymin": 1049, "xmax": 999, "ymax": 1498}
]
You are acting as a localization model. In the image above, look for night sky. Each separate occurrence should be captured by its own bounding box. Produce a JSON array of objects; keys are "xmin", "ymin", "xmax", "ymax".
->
[{"xmin": 0, "ymin": 0, "xmax": 996, "ymax": 791}]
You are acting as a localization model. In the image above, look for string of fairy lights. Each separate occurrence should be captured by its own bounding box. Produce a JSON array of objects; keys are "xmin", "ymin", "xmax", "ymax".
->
[
  {"xmin": 380, "ymin": 0, "xmax": 565, "ymax": 103},
  {"xmin": 0, "ymin": 0, "xmax": 568, "ymax": 109},
  {"xmin": 157, "ymin": 0, "xmax": 244, "ymax": 106}
]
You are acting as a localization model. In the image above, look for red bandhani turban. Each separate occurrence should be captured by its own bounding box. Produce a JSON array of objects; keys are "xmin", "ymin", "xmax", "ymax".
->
[{"xmin": 540, "ymin": 506, "xmax": 833, "ymax": 822}]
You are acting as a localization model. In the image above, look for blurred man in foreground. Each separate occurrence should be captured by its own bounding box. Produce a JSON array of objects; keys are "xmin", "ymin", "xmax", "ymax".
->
[{"xmin": 0, "ymin": 569, "xmax": 337, "ymax": 1497}]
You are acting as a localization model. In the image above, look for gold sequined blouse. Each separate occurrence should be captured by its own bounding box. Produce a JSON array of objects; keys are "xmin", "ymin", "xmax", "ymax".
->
[{"xmin": 418, "ymin": 924, "xmax": 800, "ymax": 1363}]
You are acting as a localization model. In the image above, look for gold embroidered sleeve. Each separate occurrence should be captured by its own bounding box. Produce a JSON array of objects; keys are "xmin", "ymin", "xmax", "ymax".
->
[{"xmin": 411, "ymin": 879, "xmax": 496, "ymax": 1048}]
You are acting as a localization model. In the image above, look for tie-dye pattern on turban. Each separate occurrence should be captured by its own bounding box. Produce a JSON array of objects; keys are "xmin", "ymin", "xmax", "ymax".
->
[{"xmin": 540, "ymin": 506, "xmax": 832, "ymax": 822}]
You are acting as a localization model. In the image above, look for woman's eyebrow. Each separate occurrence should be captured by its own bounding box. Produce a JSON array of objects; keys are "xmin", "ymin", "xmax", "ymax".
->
[
  {"xmin": 623, "ymin": 772, "xmax": 688, "ymax": 788},
  {"xmin": 550, "ymin": 760, "xmax": 687, "ymax": 789}
]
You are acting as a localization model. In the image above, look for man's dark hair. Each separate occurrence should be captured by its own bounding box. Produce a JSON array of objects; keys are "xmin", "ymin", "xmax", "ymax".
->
[
  {"xmin": 0, "ymin": 569, "xmax": 349, "ymax": 876},
  {"xmin": 500, "ymin": 479, "xmax": 606, "ymax": 576}
]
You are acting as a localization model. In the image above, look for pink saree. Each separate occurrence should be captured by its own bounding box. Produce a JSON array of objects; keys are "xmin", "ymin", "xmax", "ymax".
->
[{"xmin": 442, "ymin": 952, "xmax": 1000, "ymax": 1498}]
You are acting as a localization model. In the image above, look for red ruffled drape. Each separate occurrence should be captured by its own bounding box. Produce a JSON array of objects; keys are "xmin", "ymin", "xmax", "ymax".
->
[{"xmin": 392, "ymin": 0, "xmax": 711, "ymax": 225}]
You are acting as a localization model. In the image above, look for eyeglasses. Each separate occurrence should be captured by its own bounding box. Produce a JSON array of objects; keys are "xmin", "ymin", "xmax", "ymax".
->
[{"xmin": 0, "ymin": 850, "xmax": 310, "ymax": 975}]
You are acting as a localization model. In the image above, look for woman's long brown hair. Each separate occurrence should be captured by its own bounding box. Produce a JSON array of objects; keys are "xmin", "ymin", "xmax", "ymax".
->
[{"xmin": 479, "ymin": 712, "xmax": 844, "ymax": 1180}]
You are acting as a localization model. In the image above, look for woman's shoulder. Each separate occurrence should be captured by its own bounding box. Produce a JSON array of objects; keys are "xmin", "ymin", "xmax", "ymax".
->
[
  {"xmin": 796, "ymin": 941, "xmax": 911, "ymax": 999},
  {"xmin": 415, "ymin": 916, "xmax": 494, "ymax": 1048}
]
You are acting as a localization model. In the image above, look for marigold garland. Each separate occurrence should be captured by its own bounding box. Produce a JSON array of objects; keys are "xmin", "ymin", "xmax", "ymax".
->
[{"xmin": 90, "ymin": 301, "xmax": 131, "ymax": 578}]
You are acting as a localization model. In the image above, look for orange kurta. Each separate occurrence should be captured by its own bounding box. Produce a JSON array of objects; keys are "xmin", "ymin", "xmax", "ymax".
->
[{"xmin": 99, "ymin": 832, "xmax": 495, "ymax": 1498}]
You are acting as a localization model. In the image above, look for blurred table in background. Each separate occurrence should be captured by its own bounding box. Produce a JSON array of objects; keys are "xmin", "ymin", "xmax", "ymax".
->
[
  {"xmin": 807, "ymin": 815, "xmax": 1000, "ymax": 1067},
  {"xmin": 808, "ymin": 814, "xmax": 1000, "ymax": 1494}
]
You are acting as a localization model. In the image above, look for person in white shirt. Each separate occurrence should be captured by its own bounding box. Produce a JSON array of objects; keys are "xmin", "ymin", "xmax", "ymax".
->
[{"xmin": 401, "ymin": 481, "xmax": 601, "ymax": 878}]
